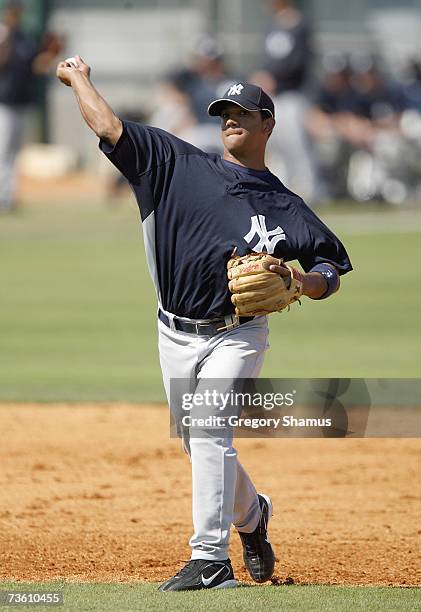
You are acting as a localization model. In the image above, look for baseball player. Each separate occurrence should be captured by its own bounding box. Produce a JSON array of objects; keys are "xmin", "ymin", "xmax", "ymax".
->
[{"xmin": 56, "ymin": 56, "xmax": 352, "ymax": 592}]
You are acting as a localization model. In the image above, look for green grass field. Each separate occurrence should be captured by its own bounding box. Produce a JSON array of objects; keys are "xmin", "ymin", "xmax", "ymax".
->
[
  {"xmin": 1, "ymin": 203, "xmax": 420, "ymax": 402},
  {"xmin": 0, "ymin": 582, "xmax": 420, "ymax": 611}
]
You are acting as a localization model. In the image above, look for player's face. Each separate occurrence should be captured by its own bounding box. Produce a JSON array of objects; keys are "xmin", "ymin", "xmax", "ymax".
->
[{"xmin": 220, "ymin": 104, "xmax": 271, "ymax": 155}]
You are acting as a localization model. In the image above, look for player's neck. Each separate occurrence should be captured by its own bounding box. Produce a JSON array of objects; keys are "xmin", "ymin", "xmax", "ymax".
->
[{"xmin": 223, "ymin": 150, "xmax": 267, "ymax": 172}]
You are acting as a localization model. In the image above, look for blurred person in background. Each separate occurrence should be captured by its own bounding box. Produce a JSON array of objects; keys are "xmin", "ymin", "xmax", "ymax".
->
[
  {"xmin": 346, "ymin": 56, "xmax": 410, "ymax": 204},
  {"xmin": 0, "ymin": 0, "xmax": 62, "ymax": 212},
  {"xmin": 150, "ymin": 35, "xmax": 231, "ymax": 154},
  {"xmin": 401, "ymin": 58, "xmax": 421, "ymax": 112},
  {"xmin": 399, "ymin": 58, "xmax": 421, "ymax": 202},
  {"xmin": 310, "ymin": 54, "xmax": 414, "ymax": 204},
  {"xmin": 308, "ymin": 54, "xmax": 371, "ymax": 199},
  {"xmin": 251, "ymin": 0, "xmax": 318, "ymax": 203},
  {"xmin": 352, "ymin": 56, "xmax": 406, "ymax": 126}
]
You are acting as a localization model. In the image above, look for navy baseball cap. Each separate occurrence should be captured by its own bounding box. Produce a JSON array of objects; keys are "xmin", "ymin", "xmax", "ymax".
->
[{"xmin": 208, "ymin": 83, "xmax": 275, "ymax": 118}]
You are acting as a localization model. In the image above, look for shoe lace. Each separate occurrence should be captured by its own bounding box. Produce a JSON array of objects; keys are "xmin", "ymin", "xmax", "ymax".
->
[{"xmin": 174, "ymin": 560, "xmax": 200, "ymax": 578}]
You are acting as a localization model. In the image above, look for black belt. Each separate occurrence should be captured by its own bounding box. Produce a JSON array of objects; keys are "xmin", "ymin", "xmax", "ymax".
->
[{"xmin": 158, "ymin": 309, "xmax": 254, "ymax": 336}]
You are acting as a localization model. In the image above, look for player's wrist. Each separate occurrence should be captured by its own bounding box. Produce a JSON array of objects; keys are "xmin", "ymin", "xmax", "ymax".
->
[
  {"xmin": 301, "ymin": 271, "xmax": 328, "ymax": 299},
  {"xmin": 305, "ymin": 264, "xmax": 340, "ymax": 299},
  {"xmin": 70, "ymin": 70, "xmax": 90, "ymax": 88}
]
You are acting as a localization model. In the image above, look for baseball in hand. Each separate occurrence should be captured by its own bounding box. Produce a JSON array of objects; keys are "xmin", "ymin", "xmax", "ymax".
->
[{"xmin": 65, "ymin": 57, "xmax": 78, "ymax": 68}]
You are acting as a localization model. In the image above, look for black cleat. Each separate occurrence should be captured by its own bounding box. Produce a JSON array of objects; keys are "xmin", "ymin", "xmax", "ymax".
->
[
  {"xmin": 238, "ymin": 493, "xmax": 275, "ymax": 583},
  {"xmin": 158, "ymin": 558, "xmax": 237, "ymax": 592}
]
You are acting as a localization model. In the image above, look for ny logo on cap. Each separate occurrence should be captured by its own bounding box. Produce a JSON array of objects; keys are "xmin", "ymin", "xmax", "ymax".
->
[
  {"xmin": 228, "ymin": 83, "xmax": 244, "ymax": 96},
  {"xmin": 244, "ymin": 215, "xmax": 286, "ymax": 254}
]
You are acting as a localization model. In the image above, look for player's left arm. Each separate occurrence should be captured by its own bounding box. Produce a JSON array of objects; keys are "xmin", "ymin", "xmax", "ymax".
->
[{"xmin": 278, "ymin": 198, "xmax": 352, "ymax": 300}]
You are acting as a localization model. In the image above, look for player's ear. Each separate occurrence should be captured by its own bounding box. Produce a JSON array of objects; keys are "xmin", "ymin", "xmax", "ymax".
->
[{"xmin": 263, "ymin": 117, "xmax": 275, "ymax": 138}]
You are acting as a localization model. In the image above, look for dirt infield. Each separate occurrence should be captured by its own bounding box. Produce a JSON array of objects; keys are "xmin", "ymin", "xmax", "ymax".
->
[{"xmin": 0, "ymin": 404, "xmax": 420, "ymax": 587}]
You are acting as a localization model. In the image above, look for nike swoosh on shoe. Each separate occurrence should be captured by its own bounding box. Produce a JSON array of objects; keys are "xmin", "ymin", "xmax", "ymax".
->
[{"xmin": 201, "ymin": 566, "xmax": 227, "ymax": 586}]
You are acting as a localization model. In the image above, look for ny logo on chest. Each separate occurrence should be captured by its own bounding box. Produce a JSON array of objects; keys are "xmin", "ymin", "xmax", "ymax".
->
[{"xmin": 243, "ymin": 215, "xmax": 286, "ymax": 254}]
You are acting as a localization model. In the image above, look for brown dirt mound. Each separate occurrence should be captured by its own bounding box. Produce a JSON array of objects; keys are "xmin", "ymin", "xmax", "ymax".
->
[
  {"xmin": 0, "ymin": 404, "xmax": 420, "ymax": 586},
  {"xmin": 17, "ymin": 173, "xmax": 106, "ymax": 205}
]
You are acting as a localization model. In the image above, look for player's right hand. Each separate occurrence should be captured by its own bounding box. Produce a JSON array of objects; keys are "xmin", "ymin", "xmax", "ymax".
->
[{"xmin": 56, "ymin": 55, "xmax": 90, "ymax": 86}]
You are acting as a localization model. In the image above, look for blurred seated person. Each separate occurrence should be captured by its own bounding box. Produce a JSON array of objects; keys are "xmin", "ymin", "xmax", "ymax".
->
[
  {"xmin": 401, "ymin": 58, "xmax": 421, "ymax": 112},
  {"xmin": 149, "ymin": 35, "xmax": 231, "ymax": 153},
  {"xmin": 311, "ymin": 54, "xmax": 410, "ymax": 202},
  {"xmin": 352, "ymin": 55, "xmax": 406, "ymax": 129},
  {"xmin": 349, "ymin": 56, "xmax": 415, "ymax": 203},
  {"xmin": 308, "ymin": 54, "xmax": 371, "ymax": 198},
  {"xmin": 309, "ymin": 54, "xmax": 372, "ymax": 148}
]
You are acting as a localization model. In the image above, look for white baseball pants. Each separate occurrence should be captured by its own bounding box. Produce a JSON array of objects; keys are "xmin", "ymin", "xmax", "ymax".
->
[
  {"xmin": 0, "ymin": 104, "xmax": 25, "ymax": 210},
  {"xmin": 158, "ymin": 314, "xmax": 269, "ymax": 561}
]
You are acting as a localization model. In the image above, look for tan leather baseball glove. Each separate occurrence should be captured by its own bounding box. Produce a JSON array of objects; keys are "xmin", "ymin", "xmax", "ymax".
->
[{"xmin": 227, "ymin": 252, "xmax": 304, "ymax": 316}]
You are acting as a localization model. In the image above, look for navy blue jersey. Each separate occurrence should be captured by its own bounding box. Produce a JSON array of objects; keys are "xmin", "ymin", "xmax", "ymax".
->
[{"xmin": 100, "ymin": 121, "xmax": 352, "ymax": 319}]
